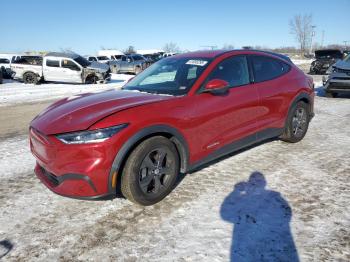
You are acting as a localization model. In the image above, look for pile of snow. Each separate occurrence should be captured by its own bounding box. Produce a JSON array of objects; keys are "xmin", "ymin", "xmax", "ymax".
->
[
  {"xmin": 0, "ymin": 74, "xmax": 134, "ymax": 106},
  {"xmin": 291, "ymin": 59, "xmax": 312, "ymax": 65}
]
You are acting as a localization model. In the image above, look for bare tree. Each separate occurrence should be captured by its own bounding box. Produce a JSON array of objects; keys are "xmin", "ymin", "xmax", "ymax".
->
[
  {"xmin": 222, "ymin": 44, "xmax": 234, "ymax": 50},
  {"xmin": 163, "ymin": 42, "xmax": 180, "ymax": 53},
  {"xmin": 289, "ymin": 14, "xmax": 313, "ymax": 53},
  {"xmin": 124, "ymin": 45, "xmax": 136, "ymax": 54}
]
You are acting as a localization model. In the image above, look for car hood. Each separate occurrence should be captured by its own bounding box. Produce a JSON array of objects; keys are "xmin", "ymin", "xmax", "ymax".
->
[
  {"xmin": 86, "ymin": 61, "xmax": 109, "ymax": 72},
  {"xmin": 333, "ymin": 60, "xmax": 350, "ymax": 70},
  {"xmin": 31, "ymin": 90, "xmax": 174, "ymax": 135},
  {"xmin": 315, "ymin": 50, "xmax": 343, "ymax": 59}
]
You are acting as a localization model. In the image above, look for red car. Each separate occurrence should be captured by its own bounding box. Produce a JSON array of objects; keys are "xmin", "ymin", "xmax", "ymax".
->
[{"xmin": 30, "ymin": 50, "xmax": 314, "ymax": 205}]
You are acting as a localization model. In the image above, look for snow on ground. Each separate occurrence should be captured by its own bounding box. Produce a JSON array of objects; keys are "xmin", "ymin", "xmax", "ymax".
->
[
  {"xmin": 0, "ymin": 94, "xmax": 349, "ymax": 261},
  {"xmin": 290, "ymin": 59, "xmax": 312, "ymax": 65},
  {"xmin": 0, "ymin": 74, "xmax": 133, "ymax": 107},
  {"xmin": 0, "ymin": 62, "xmax": 349, "ymax": 261}
]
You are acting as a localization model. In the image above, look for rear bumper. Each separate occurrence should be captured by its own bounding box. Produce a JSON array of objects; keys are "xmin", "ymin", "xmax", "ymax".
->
[{"xmin": 325, "ymin": 79, "xmax": 350, "ymax": 92}]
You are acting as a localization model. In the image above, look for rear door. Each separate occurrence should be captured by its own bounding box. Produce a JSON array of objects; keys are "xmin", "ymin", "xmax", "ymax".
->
[
  {"xmin": 191, "ymin": 55, "xmax": 260, "ymax": 161},
  {"xmin": 119, "ymin": 55, "xmax": 128, "ymax": 72},
  {"xmin": 43, "ymin": 58, "xmax": 62, "ymax": 81},
  {"xmin": 249, "ymin": 55, "xmax": 292, "ymax": 132}
]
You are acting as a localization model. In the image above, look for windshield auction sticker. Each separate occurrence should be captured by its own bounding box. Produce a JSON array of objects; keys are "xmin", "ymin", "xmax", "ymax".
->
[{"xmin": 186, "ymin": 60, "xmax": 208, "ymax": 66}]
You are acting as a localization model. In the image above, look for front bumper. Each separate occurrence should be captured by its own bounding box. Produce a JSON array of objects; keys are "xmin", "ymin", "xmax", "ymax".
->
[{"xmin": 30, "ymin": 128, "xmax": 119, "ymax": 199}]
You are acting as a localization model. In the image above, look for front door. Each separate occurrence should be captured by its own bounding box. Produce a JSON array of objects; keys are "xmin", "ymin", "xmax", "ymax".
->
[
  {"xmin": 43, "ymin": 58, "xmax": 62, "ymax": 82},
  {"xmin": 61, "ymin": 58, "xmax": 83, "ymax": 83},
  {"xmin": 191, "ymin": 55, "xmax": 261, "ymax": 162}
]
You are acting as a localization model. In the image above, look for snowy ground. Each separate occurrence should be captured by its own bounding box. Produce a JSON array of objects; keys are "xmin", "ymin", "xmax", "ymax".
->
[
  {"xmin": 0, "ymin": 73, "xmax": 133, "ymax": 107},
  {"xmin": 0, "ymin": 62, "xmax": 349, "ymax": 261}
]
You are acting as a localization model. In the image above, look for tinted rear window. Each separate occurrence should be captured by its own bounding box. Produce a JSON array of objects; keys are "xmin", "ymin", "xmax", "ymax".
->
[
  {"xmin": 46, "ymin": 59, "xmax": 60, "ymax": 67},
  {"xmin": 251, "ymin": 56, "xmax": 290, "ymax": 83},
  {"xmin": 0, "ymin": 58, "xmax": 10, "ymax": 64}
]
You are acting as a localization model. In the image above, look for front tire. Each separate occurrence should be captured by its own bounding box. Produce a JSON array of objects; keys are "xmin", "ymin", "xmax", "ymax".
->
[
  {"xmin": 134, "ymin": 66, "xmax": 142, "ymax": 75},
  {"xmin": 121, "ymin": 136, "xmax": 180, "ymax": 206},
  {"xmin": 325, "ymin": 91, "xmax": 337, "ymax": 98},
  {"xmin": 85, "ymin": 74, "xmax": 98, "ymax": 84},
  {"xmin": 280, "ymin": 101, "xmax": 310, "ymax": 143}
]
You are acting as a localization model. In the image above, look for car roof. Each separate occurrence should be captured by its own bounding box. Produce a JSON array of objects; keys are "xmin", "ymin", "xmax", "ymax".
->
[
  {"xmin": 45, "ymin": 52, "xmax": 80, "ymax": 59},
  {"xmin": 174, "ymin": 49, "xmax": 291, "ymax": 62}
]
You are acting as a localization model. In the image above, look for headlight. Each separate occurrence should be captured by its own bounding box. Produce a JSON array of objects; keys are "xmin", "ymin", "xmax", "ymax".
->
[{"xmin": 56, "ymin": 124, "xmax": 128, "ymax": 144}]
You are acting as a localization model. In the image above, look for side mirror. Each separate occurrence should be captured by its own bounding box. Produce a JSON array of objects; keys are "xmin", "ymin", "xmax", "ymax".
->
[{"xmin": 203, "ymin": 79, "xmax": 229, "ymax": 95}]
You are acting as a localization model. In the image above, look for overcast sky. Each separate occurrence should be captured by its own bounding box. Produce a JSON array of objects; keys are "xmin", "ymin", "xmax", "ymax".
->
[{"xmin": 1, "ymin": 0, "xmax": 349, "ymax": 54}]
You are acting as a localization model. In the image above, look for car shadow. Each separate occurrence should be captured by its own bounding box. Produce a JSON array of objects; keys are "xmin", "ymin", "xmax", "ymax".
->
[
  {"xmin": 0, "ymin": 239, "xmax": 14, "ymax": 259},
  {"xmin": 220, "ymin": 172, "xmax": 299, "ymax": 261}
]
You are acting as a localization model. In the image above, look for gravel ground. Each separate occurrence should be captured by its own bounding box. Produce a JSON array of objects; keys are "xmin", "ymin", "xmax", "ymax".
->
[{"xmin": 0, "ymin": 63, "xmax": 349, "ymax": 261}]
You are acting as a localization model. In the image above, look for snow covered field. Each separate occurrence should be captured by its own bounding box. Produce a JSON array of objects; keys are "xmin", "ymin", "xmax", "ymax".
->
[
  {"xmin": 0, "ymin": 73, "xmax": 133, "ymax": 107},
  {"xmin": 0, "ymin": 62, "xmax": 349, "ymax": 261}
]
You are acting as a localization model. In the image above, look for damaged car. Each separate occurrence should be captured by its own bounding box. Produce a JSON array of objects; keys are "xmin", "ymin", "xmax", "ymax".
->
[
  {"xmin": 11, "ymin": 52, "xmax": 111, "ymax": 84},
  {"xmin": 309, "ymin": 49, "xmax": 343, "ymax": 75},
  {"xmin": 323, "ymin": 54, "xmax": 350, "ymax": 97},
  {"xmin": 29, "ymin": 50, "xmax": 314, "ymax": 205}
]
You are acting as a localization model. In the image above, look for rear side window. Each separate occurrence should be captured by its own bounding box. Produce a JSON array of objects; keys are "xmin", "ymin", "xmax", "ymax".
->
[
  {"xmin": 251, "ymin": 55, "xmax": 290, "ymax": 82},
  {"xmin": 0, "ymin": 58, "xmax": 10, "ymax": 64},
  {"xmin": 88, "ymin": 57, "xmax": 97, "ymax": 62},
  {"xmin": 206, "ymin": 56, "xmax": 250, "ymax": 88},
  {"xmin": 46, "ymin": 59, "xmax": 60, "ymax": 67}
]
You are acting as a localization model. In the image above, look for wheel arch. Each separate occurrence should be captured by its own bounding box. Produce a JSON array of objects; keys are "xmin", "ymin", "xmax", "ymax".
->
[
  {"xmin": 284, "ymin": 92, "xmax": 313, "ymax": 127},
  {"xmin": 109, "ymin": 124, "xmax": 190, "ymax": 195},
  {"xmin": 22, "ymin": 71, "xmax": 41, "ymax": 82}
]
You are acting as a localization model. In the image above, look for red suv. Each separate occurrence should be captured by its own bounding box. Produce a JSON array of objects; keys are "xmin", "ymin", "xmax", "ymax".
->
[{"xmin": 30, "ymin": 50, "xmax": 314, "ymax": 205}]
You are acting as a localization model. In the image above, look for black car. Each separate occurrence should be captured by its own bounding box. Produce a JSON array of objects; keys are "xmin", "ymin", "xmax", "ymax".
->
[
  {"xmin": 310, "ymin": 49, "xmax": 343, "ymax": 74},
  {"xmin": 323, "ymin": 54, "xmax": 350, "ymax": 97}
]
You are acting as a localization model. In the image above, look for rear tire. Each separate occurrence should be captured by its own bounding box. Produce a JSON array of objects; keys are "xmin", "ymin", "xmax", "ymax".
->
[
  {"xmin": 23, "ymin": 72, "xmax": 39, "ymax": 84},
  {"xmin": 121, "ymin": 136, "xmax": 180, "ymax": 206},
  {"xmin": 280, "ymin": 101, "xmax": 310, "ymax": 143}
]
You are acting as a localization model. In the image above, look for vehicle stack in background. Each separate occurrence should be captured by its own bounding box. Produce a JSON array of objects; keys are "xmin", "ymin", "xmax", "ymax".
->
[{"xmin": 11, "ymin": 52, "xmax": 110, "ymax": 84}]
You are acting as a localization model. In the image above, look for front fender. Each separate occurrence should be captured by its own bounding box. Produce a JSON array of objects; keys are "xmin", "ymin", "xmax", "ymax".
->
[{"xmin": 108, "ymin": 124, "xmax": 190, "ymax": 194}]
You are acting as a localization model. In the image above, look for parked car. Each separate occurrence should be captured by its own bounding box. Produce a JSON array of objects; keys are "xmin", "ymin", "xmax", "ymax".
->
[
  {"xmin": 116, "ymin": 54, "xmax": 147, "ymax": 74},
  {"xmin": 85, "ymin": 55, "xmax": 110, "ymax": 64},
  {"xmin": 323, "ymin": 54, "xmax": 350, "ymax": 97},
  {"xmin": 85, "ymin": 55, "xmax": 120, "ymax": 73},
  {"xmin": 98, "ymin": 50, "xmax": 125, "ymax": 60},
  {"xmin": 309, "ymin": 49, "xmax": 343, "ymax": 74},
  {"xmin": 29, "ymin": 50, "xmax": 314, "ymax": 205},
  {"xmin": 0, "ymin": 58, "xmax": 13, "ymax": 78},
  {"xmin": 0, "ymin": 53, "xmax": 22, "ymax": 78},
  {"xmin": 11, "ymin": 52, "xmax": 110, "ymax": 84}
]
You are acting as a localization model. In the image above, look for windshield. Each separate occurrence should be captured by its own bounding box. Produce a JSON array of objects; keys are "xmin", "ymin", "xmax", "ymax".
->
[
  {"xmin": 74, "ymin": 56, "xmax": 91, "ymax": 67},
  {"xmin": 132, "ymin": 55, "xmax": 144, "ymax": 61},
  {"xmin": 123, "ymin": 57, "xmax": 212, "ymax": 95},
  {"xmin": 344, "ymin": 55, "xmax": 350, "ymax": 63}
]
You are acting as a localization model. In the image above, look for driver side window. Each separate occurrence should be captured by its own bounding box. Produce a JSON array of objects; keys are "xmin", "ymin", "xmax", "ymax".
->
[
  {"xmin": 62, "ymin": 59, "xmax": 80, "ymax": 71},
  {"xmin": 207, "ymin": 56, "xmax": 250, "ymax": 88}
]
